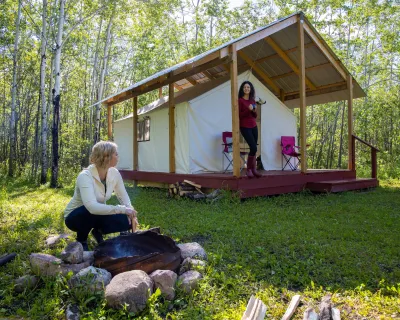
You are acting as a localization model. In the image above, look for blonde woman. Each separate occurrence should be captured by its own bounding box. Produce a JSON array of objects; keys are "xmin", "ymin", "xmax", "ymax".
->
[{"xmin": 64, "ymin": 141, "xmax": 137, "ymax": 250}]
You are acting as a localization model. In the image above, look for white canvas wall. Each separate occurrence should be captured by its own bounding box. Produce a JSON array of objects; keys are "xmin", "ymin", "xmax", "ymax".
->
[
  {"xmin": 187, "ymin": 71, "xmax": 296, "ymax": 172},
  {"xmin": 114, "ymin": 102, "xmax": 189, "ymax": 173}
]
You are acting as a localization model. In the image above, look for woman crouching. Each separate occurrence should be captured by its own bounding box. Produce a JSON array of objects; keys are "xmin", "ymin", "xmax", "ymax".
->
[{"xmin": 64, "ymin": 141, "xmax": 137, "ymax": 250}]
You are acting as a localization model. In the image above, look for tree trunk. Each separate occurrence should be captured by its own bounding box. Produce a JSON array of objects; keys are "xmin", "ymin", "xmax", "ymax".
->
[
  {"xmin": 8, "ymin": 0, "xmax": 22, "ymax": 177},
  {"xmin": 40, "ymin": 0, "xmax": 48, "ymax": 184},
  {"xmin": 94, "ymin": 13, "xmax": 113, "ymax": 144},
  {"xmin": 50, "ymin": 0, "xmax": 65, "ymax": 188}
]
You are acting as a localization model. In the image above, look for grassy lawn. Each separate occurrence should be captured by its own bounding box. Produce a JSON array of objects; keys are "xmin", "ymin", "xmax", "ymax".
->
[{"xmin": 0, "ymin": 178, "xmax": 399, "ymax": 319}]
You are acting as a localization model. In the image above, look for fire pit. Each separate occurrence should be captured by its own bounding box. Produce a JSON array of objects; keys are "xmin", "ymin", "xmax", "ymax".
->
[{"xmin": 94, "ymin": 230, "xmax": 181, "ymax": 276}]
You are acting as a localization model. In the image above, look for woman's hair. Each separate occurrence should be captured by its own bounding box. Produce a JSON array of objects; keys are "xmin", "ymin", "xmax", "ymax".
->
[
  {"xmin": 238, "ymin": 81, "xmax": 255, "ymax": 100},
  {"xmin": 90, "ymin": 141, "xmax": 118, "ymax": 168}
]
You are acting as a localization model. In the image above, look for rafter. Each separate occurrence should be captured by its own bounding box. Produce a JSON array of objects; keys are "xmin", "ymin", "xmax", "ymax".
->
[
  {"xmin": 238, "ymin": 51, "xmax": 280, "ymax": 95},
  {"xmin": 270, "ymin": 62, "xmax": 332, "ymax": 81},
  {"xmin": 265, "ymin": 37, "xmax": 316, "ymax": 90},
  {"xmin": 186, "ymin": 77, "xmax": 197, "ymax": 86},
  {"xmin": 256, "ymin": 42, "xmax": 315, "ymax": 64}
]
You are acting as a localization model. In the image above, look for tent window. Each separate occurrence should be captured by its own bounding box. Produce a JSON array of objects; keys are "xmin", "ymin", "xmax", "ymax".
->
[{"xmin": 137, "ymin": 118, "xmax": 150, "ymax": 142}]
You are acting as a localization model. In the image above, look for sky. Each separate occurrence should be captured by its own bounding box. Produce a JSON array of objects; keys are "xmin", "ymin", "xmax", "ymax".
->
[{"xmin": 228, "ymin": 0, "xmax": 245, "ymax": 9}]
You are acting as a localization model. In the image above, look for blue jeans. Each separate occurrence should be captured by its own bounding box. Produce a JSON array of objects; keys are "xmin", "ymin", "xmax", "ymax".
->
[{"xmin": 65, "ymin": 205, "xmax": 130, "ymax": 242}]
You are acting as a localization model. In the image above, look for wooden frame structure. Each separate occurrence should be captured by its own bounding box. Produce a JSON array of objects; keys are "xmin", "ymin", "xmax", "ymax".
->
[{"xmin": 101, "ymin": 12, "xmax": 378, "ymax": 197}]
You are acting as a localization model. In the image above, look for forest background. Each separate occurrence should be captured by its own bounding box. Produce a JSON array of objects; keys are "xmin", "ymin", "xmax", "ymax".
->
[{"xmin": 1, "ymin": 0, "xmax": 399, "ymax": 186}]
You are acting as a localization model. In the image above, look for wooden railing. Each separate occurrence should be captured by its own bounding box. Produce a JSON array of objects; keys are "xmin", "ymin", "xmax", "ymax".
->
[{"xmin": 351, "ymin": 134, "xmax": 380, "ymax": 179}]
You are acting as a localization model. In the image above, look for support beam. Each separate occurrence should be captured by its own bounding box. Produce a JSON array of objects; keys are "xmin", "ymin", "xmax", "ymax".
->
[
  {"xmin": 202, "ymin": 70, "xmax": 215, "ymax": 79},
  {"xmin": 229, "ymin": 44, "xmax": 240, "ymax": 177},
  {"xmin": 238, "ymin": 51, "xmax": 280, "ymax": 95},
  {"xmin": 298, "ymin": 16, "xmax": 307, "ymax": 173},
  {"xmin": 284, "ymin": 81, "xmax": 347, "ymax": 100},
  {"xmin": 265, "ymin": 37, "xmax": 316, "ymax": 90},
  {"xmin": 107, "ymin": 104, "xmax": 112, "ymax": 140},
  {"xmin": 256, "ymin": 42, "xmax": 315, "ymax": 64},
  {"xmin": 168, "ymin": 84, "xmax": 175, "ymax": 173},
  {"xmin": 303, "ymin": 22, "xmax": 346, "ymax": 80},
  {"xmin": 158, "ymin": 87, "xmax": 162, "ymax": 98},
  {"xmin": 133, "ymin": 97, "xmax": 138, "ymax": 171},
  {"xmin": 186, "ymin": 77, "xmax": 197, "ymax": 86},
  {"xmin": 280, "ymin": 89, "xmax": 285, "ymax": 103},
  {"xmin": 347, "ymin": 75, "xmax": 353, "ymax": 170}
]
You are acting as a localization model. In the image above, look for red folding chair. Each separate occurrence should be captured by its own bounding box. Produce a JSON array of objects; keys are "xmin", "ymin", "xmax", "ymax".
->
[
  {"xmin": 281, "ymin": 136, "xmax": 301, "ymax": 171},
  {"xmin": 222, "ymin": 131, "xmax": 247, "ymax": 173}
]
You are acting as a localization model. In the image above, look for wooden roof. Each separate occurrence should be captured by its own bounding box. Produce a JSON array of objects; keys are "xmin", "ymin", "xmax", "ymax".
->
[{"xmin": 100, "ymin": 12, "xmax": 365, "ymax": 109}]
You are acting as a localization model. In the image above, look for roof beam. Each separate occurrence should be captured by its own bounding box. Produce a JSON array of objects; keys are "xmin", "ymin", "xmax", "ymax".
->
[
  {"xmin": 202, "ymin": 70, "xmax": 215, "ymax": 79},
  {"xmin": 285, "ymin": 81, "xmax": 347, "ymax": 101},
  {"xmin": 265, "ymin": 36, "xmax": 316, "ymax": 90},
  {"xmin": 303, "ymin": 22, "xmax": 346, "ymax": 80},
  {"xmin": 186, "ymin": 77, "xmax": 197, "ymax": 86},
  {"xmin": 256, "ymin": 42, "xmax": 315, "ymax": 64},
  {"xmin": 238, "ymin": 51, "xmax": 280, "ymax": 95},
  {"xmin": 270, "ymin": 62, "xmax": 332, "ymax": 81}
]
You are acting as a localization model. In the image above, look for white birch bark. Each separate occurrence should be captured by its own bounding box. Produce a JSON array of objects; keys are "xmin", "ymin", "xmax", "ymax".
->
[
  {"xmin": 40, "ymin": 0, "xmax": 48, "ymax": 184},
  {"xmin": 50, "ymin": 0, "xmax": 65, "ymax": 188},
  {"xmin": 8, "ymin": 0, "xmax": 22, "ymax": 177}
]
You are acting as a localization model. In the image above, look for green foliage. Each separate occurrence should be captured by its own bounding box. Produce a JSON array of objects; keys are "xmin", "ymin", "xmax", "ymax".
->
[{"xmin": 0, "ymin": 179, "xmax": 399, "ymax": 319}]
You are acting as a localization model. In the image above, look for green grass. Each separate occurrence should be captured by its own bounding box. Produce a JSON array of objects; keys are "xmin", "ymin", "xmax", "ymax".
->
[{"xmin": 0, "ymin": 178, "xmax": 399, "ymax": 319}]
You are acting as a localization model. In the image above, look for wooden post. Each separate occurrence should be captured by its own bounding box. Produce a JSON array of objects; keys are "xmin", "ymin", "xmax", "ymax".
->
[
  {"xmin": 107, "ymin": 104, "xmax": 112, "ymax": 140},
  {"xmin": 280, "ymin": 89, "xmax": 285, "ymax": 103},
  {"xmin": 229, "ymin": 44, "xmax": 240, "ymax": 177},
  {"xmin": 347, "ymin": 75, "xmax": 354, "ymax": 170},
  {"xmin": 351, "ymin": 135, "xmax": 356, "ymax": 171},
  {"xmin": 159, "ymin": 87, "xmax": 162, "ymax": 98},
  {"xmin": 298, "ymin": 15, "xmax": 307, "ymax": 173},
  {"xmin": 371, "ymin": 149, "xmax": 377, "ymax": 179},
  {"xmin": 133, "ymin": 97, "xmax": 138, "ymax": 171},
  {"xmin": 169, "ymin": 83, "xmax": 175, "ymax": 173}
]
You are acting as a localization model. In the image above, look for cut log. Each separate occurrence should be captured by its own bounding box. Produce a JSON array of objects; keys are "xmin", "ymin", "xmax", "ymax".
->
[
  {"xmin": 332, "ymin": 308, "xmax": 340, "ymax": 320},
  {"xmin": 173, "ymin": 187, "xmax": 178, "ymax": 194},
  {"xmin": 319, "ymin": 294, "xmax": 332, "ymax": 320},
  {"xmin": 241, "ymin": 295, "xmax": 267, "ymax": 320},
  {"xmin": 303, "ymin": 307, "xmax": 319, "ymax": 320},
  {"xmin": 281, "ymin": 294, "xmax": 301, "ymax": 320},
  {"xmin": 183, "ymin": 179, "xmax": 202, "ymax": 189},
  {"xmin": 0, "ymin": 253, "xmax": 17, "ymax": 266},
  {"xmin": 178, "ymin": 185, "xmax": 196, "ymax": 192},
  {"xmin": 169, "ymin": 184, "xmax": 175, "ymax": 189},
  {"xmin": 179, "ymin": 191, "xmax": 195, "ymax": 197},
  {"xmin": 195, "ymin": 187, "xmax": 204, "ymax": 194}
]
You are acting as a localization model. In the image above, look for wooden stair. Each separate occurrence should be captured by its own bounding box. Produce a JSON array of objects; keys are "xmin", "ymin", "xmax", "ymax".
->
[{"xmin": 306, "ymin": 178, "xmax": 378, "ymax": 193}]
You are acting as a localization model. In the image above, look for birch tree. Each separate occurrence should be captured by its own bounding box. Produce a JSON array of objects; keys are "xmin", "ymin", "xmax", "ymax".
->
[
  {"xmin": 8, "ymin": 0, "xmax": 22, "ymax": 177},
  {"xmin": 40, "ymin": 0, "xmax": 48, "ymax": 184}
]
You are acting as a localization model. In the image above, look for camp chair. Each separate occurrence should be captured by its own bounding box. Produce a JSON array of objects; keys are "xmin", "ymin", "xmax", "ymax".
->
[
  {"xmin": 222, "ymin": 131, "xmax": 247, "ymax": 173},
  {"xmin": 281, "ymin": 136, "xmax": 301, "ymax": 171}
]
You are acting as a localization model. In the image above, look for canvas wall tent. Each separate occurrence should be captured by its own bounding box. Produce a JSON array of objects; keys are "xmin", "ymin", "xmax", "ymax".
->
[{"xmin": 114, "ymin": 71, "xmax": 297, "ymax": 174}]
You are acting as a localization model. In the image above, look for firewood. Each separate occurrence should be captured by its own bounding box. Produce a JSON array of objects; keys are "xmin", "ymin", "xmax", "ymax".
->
[
  {"xmin": 241, "ymin": 295, "xmax": 267, "ymax": 320},
  {"xmin": 281, "ymin": 294, "xmax": 301, "ymax": 320},
  {"xmin": 178, "ymin": 185, "xmax": 196, "ymax": 192},
  {"xmin": 173, "ymin": 187, "xmax": 178, "ymax": 194},
  {"xmin": 183, "ymin": 179, "xmax": 202, "ymax": 189},
  {"xmin": 179, "ymin": 191, "xmax": 195, "ymax": 197},
  {"xmin": 169, "ymin": 184, "xmax": 175, "ymax": 189},
  {"xmin": 195, "ymin": 187, "xmax": 204, "ymax": 194},
  {"xmin": 303, "ymin": 308, "xmax": 318, "ymax": 320}
]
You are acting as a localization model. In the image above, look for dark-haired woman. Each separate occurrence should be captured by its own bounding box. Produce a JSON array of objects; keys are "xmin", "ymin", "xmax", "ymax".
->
[{"xmin": 238, "ymin": 81, "xmax": 262, "ymax": 178}]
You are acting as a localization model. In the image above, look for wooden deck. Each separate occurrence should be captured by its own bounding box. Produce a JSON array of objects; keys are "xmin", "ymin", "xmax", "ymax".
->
[{"xmin": 120, "ymin": 169, "xmax": 378, "ymax": 198}]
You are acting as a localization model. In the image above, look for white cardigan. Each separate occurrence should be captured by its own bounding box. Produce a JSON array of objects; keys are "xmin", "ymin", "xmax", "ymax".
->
[{"xmin": 64, "ymin": 164, "xmax": 132, "ymax": 218}]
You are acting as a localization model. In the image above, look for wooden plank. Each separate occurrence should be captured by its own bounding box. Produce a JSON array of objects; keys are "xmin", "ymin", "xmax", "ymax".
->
[
  {"xmin": 298, "ymin": 16, "xmax": 307, "ymax": 173},
  {"xmin": 230, "ymin": 44, "xmax": 241, "ymax": 178},
  {"xmin": 284, "ymin": 82, "xmax": 347, "ymax": 101},
  {"xmin": 186, "ymin": 77, "xmax": 197, "ymax": 86},
  {"xmin": 107, "ymin": 104, "xmax": 112, "ymax": 140},
  {"xmin": 158, "ymin": 87, "xmax": 163, "ymax": 98},
  {"xmin": 238, "ymin": 51, "xmax": 280, "ymax": 95},
  {"xmin": 169, "ymin": 83, "xmax": 175, "ymax": 173},
  {"xmin": 133, "ymin": 97, "xmax": 138, "ymax": 171},
  {"xmin": 202, "ymin": 70, "xmax": 215, "ymax": 79},
  {"xmin": 241, "ymin": 295, "xmax": 267, "ymax": 320},
  {"xmin": 280, "ymin": 89, "xmax": 285, "ymax": 102},
  {"xmin": 256, "ymin": 42, "xmax": 315, "ymax": 64},
  {"xmin": 270, "ymin": 62, "xmax": 331, "ymax": 81},
  {"xmin": 183, "ymin": 179, "xmax": 202, "ymax": 189},
  {"xmin": 303, "ymin": 22, "xmax": 346, "ymax": 80},
  {"xmin": 347, "ymin": 75, "xmax": 353, "ymax": 170},
  {"xmin": 265, "ymin": 37, "xmax": 316, "ymax": 90},
  {"xmin": 281, "ymin": 294, "xmax": 301, "ymax": 320}
]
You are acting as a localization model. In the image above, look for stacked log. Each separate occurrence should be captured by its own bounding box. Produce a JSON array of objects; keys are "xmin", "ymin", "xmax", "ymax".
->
[{"xmin": 168, "ymin": 180, "xmax": 206, "ymax": 200}]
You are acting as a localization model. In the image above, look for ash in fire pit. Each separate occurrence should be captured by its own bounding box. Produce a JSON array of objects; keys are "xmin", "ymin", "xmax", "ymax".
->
[{"xmin": 94, "ymin": 230, "xmax": 181, "ymax": 276}]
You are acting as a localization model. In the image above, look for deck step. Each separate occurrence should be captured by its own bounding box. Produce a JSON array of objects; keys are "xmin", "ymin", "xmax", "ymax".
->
[{"xmin": 306, "ymin": 178, "xmax": 378, "ymax": 193}]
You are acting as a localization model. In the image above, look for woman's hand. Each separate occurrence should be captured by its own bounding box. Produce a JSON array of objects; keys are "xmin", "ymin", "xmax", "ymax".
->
[
  {"xmin": 125, "ymin": 207, "xmax": 137, "ymax": 218},
  {"xmin": 248, "ymin": 104, "xmax": 253, "ymax": 111}
]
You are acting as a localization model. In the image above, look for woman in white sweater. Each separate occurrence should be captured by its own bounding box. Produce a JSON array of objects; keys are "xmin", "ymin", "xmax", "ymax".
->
[{"xmin": 64, "ymin": 141, "xmax": 137, "ymax": 250}]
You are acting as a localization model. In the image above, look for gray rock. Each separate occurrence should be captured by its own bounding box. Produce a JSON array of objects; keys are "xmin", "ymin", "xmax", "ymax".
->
[
  {"xmin": 69, "ymin": 266, "xmax": 111, "ymax": 293},
  {"xmin": 61, "ymin": 242, "xmax": 83, "ymax": 264},
  {"xmin": 149, "ymin": 270, "xmax": 177, "ymax": 300},
  {"xmin": 14, "ymin": 275, "xmax": 39, "ymax": 293},
  {"xmin": 178, "ymin": 270, "xmax": 202, "ymax": 294},
  {"xmin": 105, "ymin": 270, "xmax": 153, "ymax": 313},
  {"xmin": 179, "ymin": 257, "xmax": 206, "ymax": 275},
  {"xmin": 82, "ymin": 251, "xmax": 94, "ymax": 265},
  {"xmin": 45, "ymin": 234, "xmax": 70, "ymax": 248},
  {"xmin": 65, "ymin": 304, "xmax": 79, "ymax": 320},
  {"xmin": 177, "ymin": 242, "xmax": 207, "ymax": 260},
  {"xmin": 30, "ymin": 253, "xmax": 91, "ymax": 277}
]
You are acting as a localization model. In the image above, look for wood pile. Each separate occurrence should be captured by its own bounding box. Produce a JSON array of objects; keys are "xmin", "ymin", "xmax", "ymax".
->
[{"xmin": 168, "ymin": 180, "xmax": 221, "ymax": 201}]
